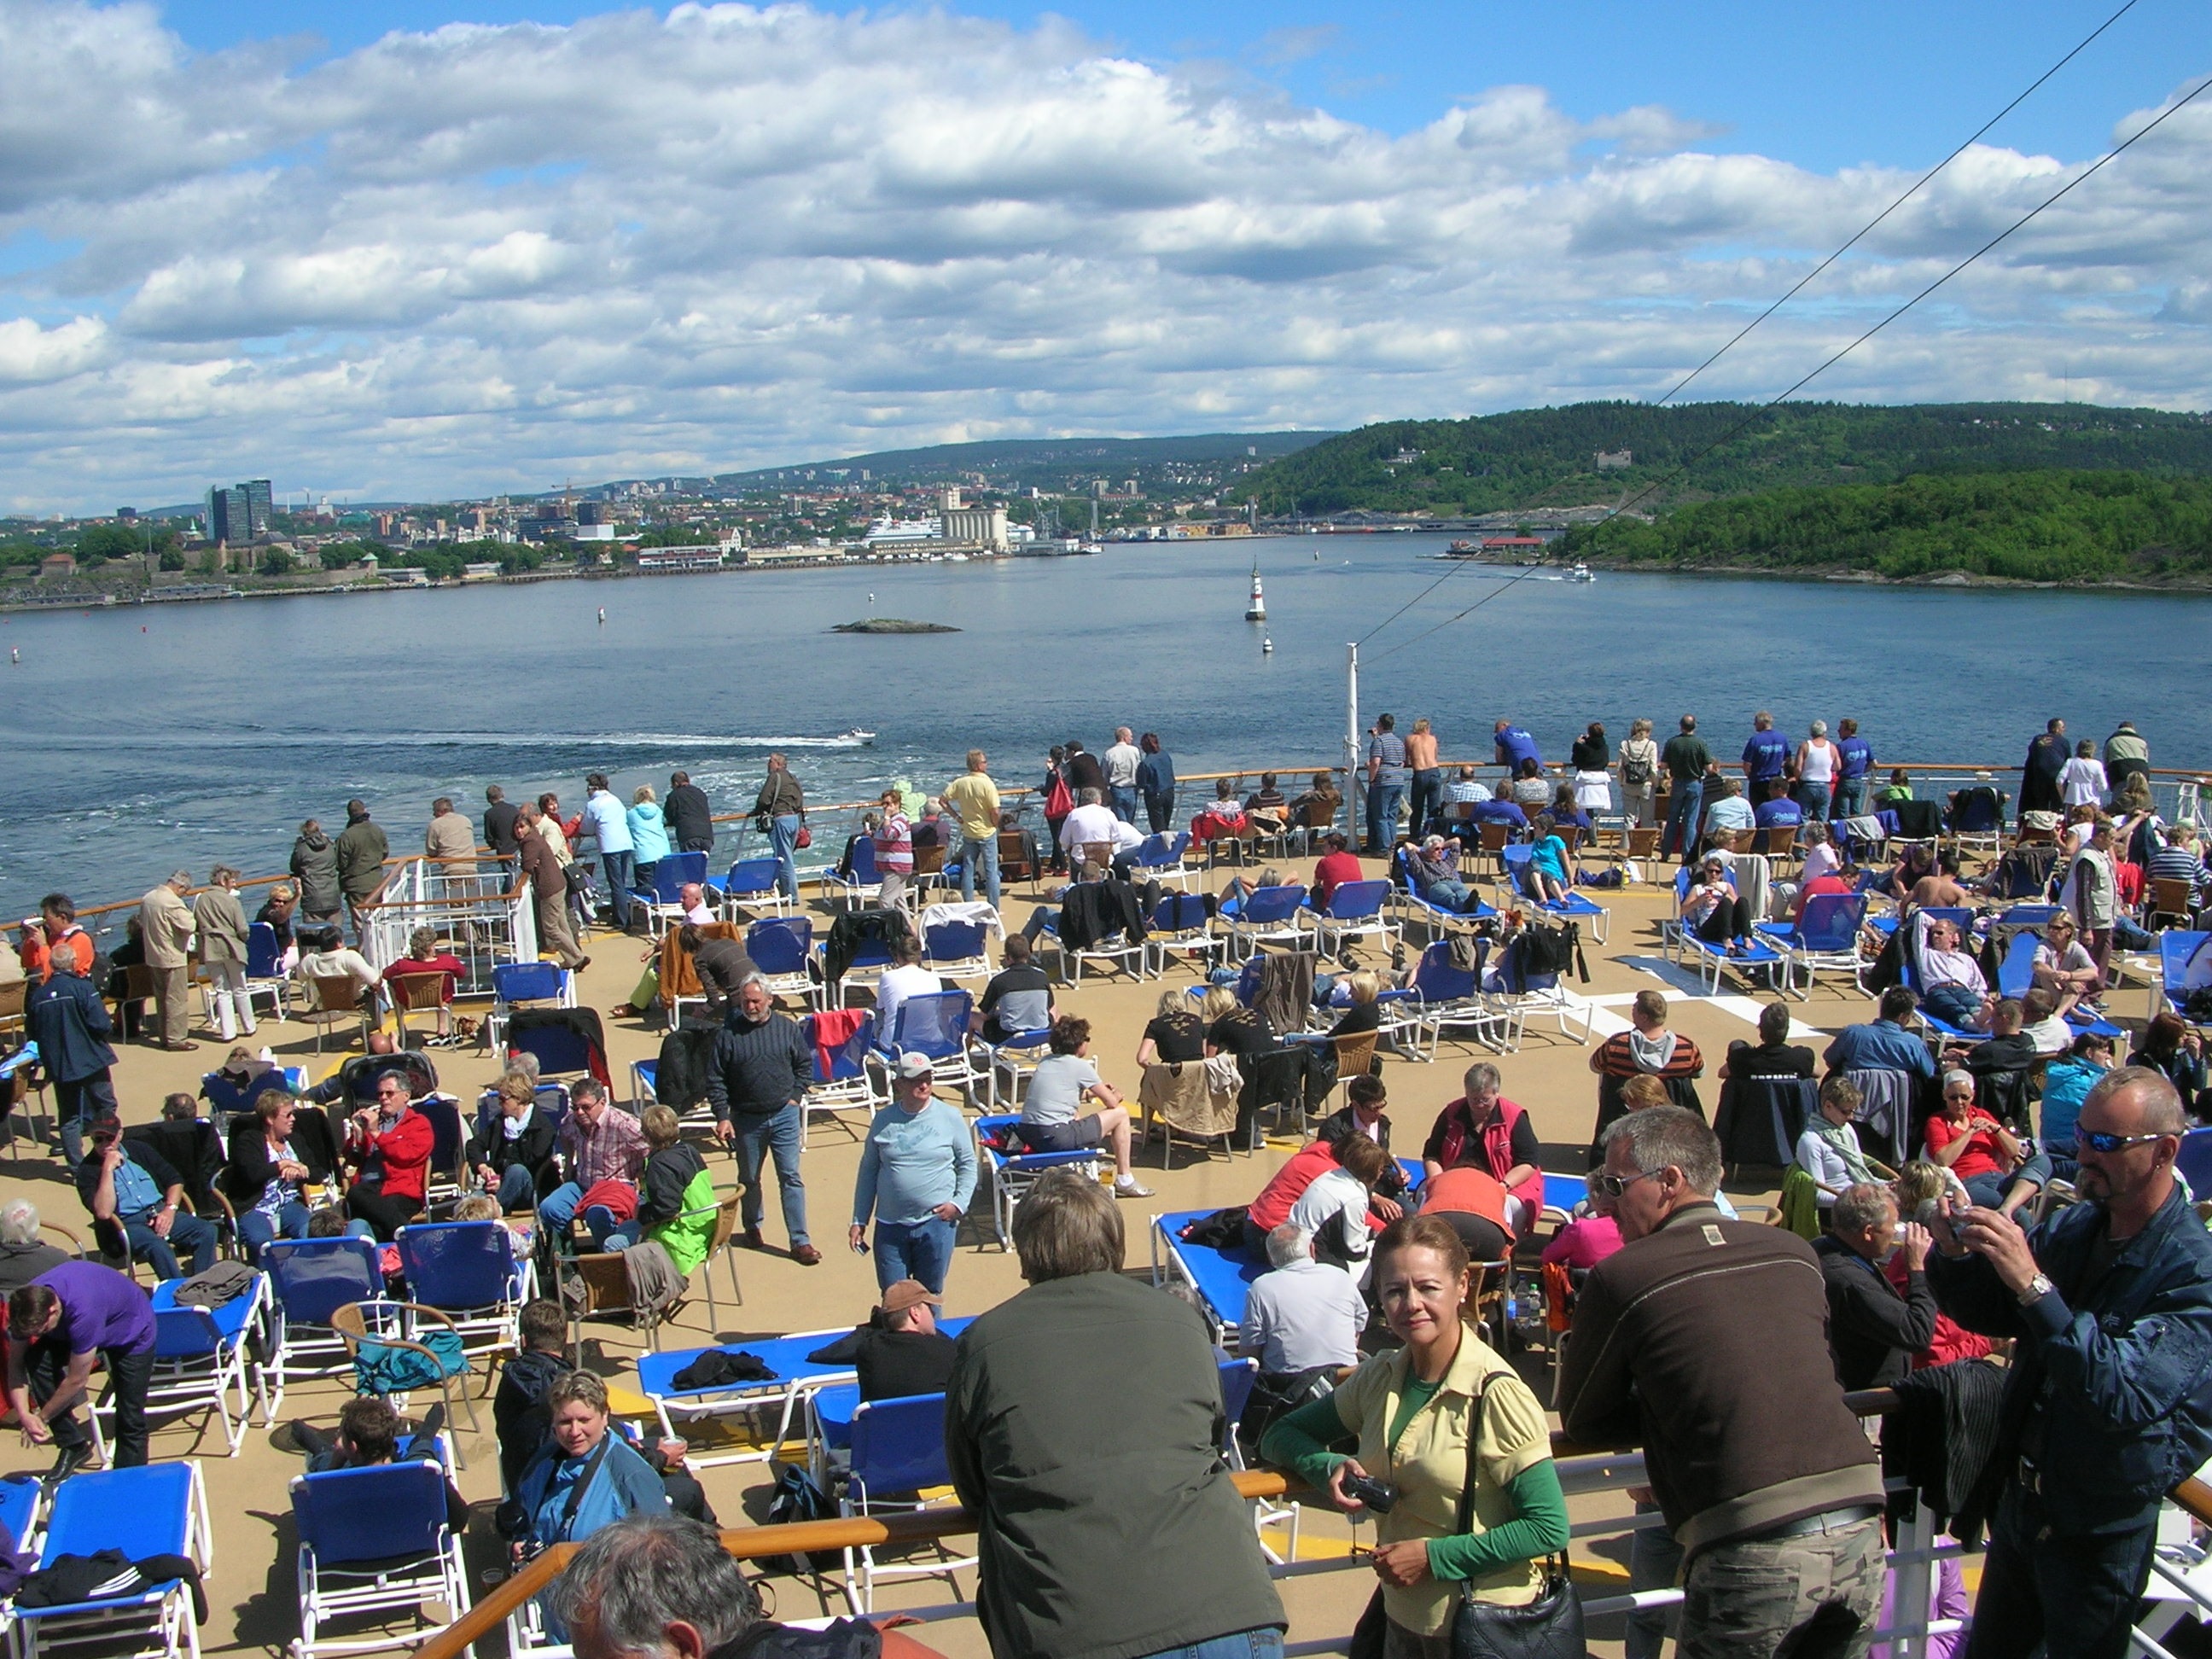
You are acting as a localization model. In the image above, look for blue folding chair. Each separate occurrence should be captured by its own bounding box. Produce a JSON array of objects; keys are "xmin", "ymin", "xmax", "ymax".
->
[
  {"xmin": 837, "ymin": 1392, "xmax": 977, "ymax": 1615},
  {"xmin": 147, "ymin": 1274, "xmax": 271, "ymax": 1455},
  {"xmin": 2178, "ymin": 1127, "xmax": 2212, "ymax": 1202},
  {"xmin": 1499, "ymin": 847, "xmax": 1611, "ymax": 944},
  {"xmin": 1132, "ymin": 830, "xmax": 1195, "ymax": 890},
  {"xmin": 397, "ymin": 1219, "xmax": 533, "ymax": 1362},
  {"xmin": 976, "ymin": 1115, "xmax": 1102, "ymax": 1247},
  {"xmin": 723, "ymin": 855, "xmax": 788, "ymax": 917},
  {"xmin": 1389, "ymin": 847, "xmax": 1499, "ymax": 936},
  {"xmin": 805, "ymin": 1010, "xmax": 883, "ymax": 1142},
  {"xmin": 487, "ymin": 961, "xmax": 573, "ymax": 1051},
  {"xmin": 921, "ymin": 920, "xmax": 992, "ymax": 984},
  {"xmin": 632, "ymin": 851, "xmax": 708, "ymax": 933},
  {"xmin": 243, "ymin": 921, "xmax": 290, "ymax": 1022},
  {"xmin": 1301, "ymin": 877, "xmax": 1399, "ymax": 957},
  {"xmin": 824, "ymin": 837, "xmax": 882, "ymax": 911},
  {"xmin": 1754, "ymin": 892, "xmax": 1869, "ymax": 1001},
  {"xmin": 264, "ymin": 1235, "xmax": 384, "ymax": 1414},
  {"xmin": 747, "ymin": 916, "xmax": 819, "ymax": 1006},
  {"xmin": 880, "ymin": 991, "xmax": 985, "ymax": 1097},
  {"xmin": 1142, "ymin": 890, "xmax": 1220, "ymax": 977},
  {"xmin": 2160, "ymin": 931, "xmax": 2210, "ymax": 1019},
  {"xmin": 1218, "ymin": 883, "xmax": 1309, "ymax": 959},
  {"xmin": 0, "ymin": 1472, "xmax": 45, "ymax": 1557},
  {"xmin": 293, "ymin": 1455, "xmax": 471, "ymax": 1659},
  {"xmin": 411, "ymin": 1094, "xmax": 467, "ymax": 1212},
  {"xmin": 1400, "ymin": 940, "xmax": 1505, "ymax": 1057},
  {"xmin": 15, "ymin": 1463, "xmax": 211, "ymax": 1659}
]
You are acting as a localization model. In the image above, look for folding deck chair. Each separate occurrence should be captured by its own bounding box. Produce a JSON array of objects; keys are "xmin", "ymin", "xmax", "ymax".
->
[
  {"xmin": 291, "ymin": 1452, "xmax": 471, "ymax": 1659},
  {"xmin": 485, "ymin": 962, "xmax": 574, "ymax": 1053},
  {"xmin": 1754, "ymin": 892, "xmax": 1869, "ymax": 1000},
  {"xmin": 823, "ymin": 838, "xmax": 882, "ymax": 911},
  {"xmin": 13, "ymin": 1463, "xmax": 212, "ymax": 1659},
  {"xmin": 263, "ymin": 1235, "xmax": 384, "ymax": 1416},
  {"xmin": 1216, "ymin": 883, "xmax": 1308, "ymax": 960},
  {"xmin": 1301, "ymin": 879, "xmax": 1399, "ymax": 957},
  {"xmin": 396, "ymin": 1220, "xmax": 534, "ymax": 1365},
  {"xmin": 1140, "ymin": 891, "xmax": 1220, "ymax": 978},
  {"xmin": 975, "ymin": 1115, "xmax": 1102, "ymax": 1248},
  {"xmin": 835, "ymin": 1392, "xmax": 979, "ymax": 1615},
  {"xmin": 630, "ymin": 852, "xmax": 708, "ymax": 934},
  {"xmin": 919, "ymin": 918, "xmax": 993, "ymax": 986},
  {"xmin": 804, "ymin": 1010, "xmax": 885, "ymax": 1143},
  {"xmin": 144, "ymin": 1273, "xmax": 271, "ymax": 1456},
  {"xmin": 1131, "ymin": 831, "xmax": 1196, "ymax": 891},
  {"xmin": 1499, "ymin": 846, "xmax": 1612, "ymax": 944},
  {"xmin": 721, "ymin": 856, "xmax": 789, "ymax": 918},
  {"xmin": 747, "ymin": 916, "xmax": 822, "ymax": 1010},
  {"xmin": 876, "ymin": 991, "xmax": 986, "ymax": 1100}
]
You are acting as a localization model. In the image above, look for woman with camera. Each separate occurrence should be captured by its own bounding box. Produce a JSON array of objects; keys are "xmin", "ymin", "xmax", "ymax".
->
[{"xmin": 1262, "ymin": 1214, "xmax": 1570, "ymax": 1659}]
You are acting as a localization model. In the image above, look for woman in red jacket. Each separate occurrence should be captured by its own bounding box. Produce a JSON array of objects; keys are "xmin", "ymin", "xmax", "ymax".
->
[{"xmin": 346, "ymin": 1072, "xmax": 435, "ymax": 1239}]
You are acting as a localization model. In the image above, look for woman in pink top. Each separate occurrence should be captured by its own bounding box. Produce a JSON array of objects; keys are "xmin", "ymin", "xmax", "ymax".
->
[{"xmin": 1540, "ymin": 1212, "xmax": 1622, "ymax": 1270}]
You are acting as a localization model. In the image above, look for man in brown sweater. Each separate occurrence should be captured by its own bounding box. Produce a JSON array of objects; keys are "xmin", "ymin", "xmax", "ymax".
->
[{"xmin": 1557, "ymin": 1106, "xmax": 1885, "ymax": 1658}]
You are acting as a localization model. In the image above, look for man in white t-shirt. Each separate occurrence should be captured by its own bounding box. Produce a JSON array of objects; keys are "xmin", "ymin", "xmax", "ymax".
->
[
  {"xmin": 1058, "ymin": 789, "xmax": 1121, "ymax": 870},
  {"xmin": 872, "ymin": 939, "xmax": 941, "ymax": 1046},
  {"xmin": 1103, "ymin": 728, "xmax": 1144, "ymax": 824},
  {"xmin": 1010, "ymin": 1016, "xmax": 1150, "ymax": 1196}
]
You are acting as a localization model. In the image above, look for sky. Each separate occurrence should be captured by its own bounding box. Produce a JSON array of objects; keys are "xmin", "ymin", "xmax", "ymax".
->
[{"xmin": 2, "ymin": 0, "xmax": 2209, "ymax": 511}]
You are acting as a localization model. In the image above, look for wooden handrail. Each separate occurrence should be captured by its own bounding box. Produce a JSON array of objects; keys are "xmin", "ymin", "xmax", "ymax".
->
[{"xmin": 409, "ymin": 1387, "xmax": 2212, "ymax": 1659}]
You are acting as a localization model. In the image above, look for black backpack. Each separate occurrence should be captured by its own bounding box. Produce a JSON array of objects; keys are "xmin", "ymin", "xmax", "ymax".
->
[
  {"xmin": 1520, "ymin": 920, "xmax": 1588, "ymax": 984},
  {"xmin": 764, "ymin": 1464, "xmax": 841, "ymax": 1575}
]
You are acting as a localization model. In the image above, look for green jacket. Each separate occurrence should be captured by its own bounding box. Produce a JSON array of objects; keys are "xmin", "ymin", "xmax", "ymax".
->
[
  {"xmin": 946, "ymin": 1272, "xmax": 1285, "ymax": 1659},
  {"xmin": 645, "ymin": 1158, "xmax": 718, "ymax": 1279}
]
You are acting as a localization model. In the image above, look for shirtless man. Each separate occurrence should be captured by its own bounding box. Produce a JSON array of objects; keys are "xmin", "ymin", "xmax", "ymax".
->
[{"xmin": 1908, "ymin": 849, "xmax": 1971, "ymax": 911}]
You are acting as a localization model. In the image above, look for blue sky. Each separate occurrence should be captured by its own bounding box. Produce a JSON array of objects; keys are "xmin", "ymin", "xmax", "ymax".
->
[
  {"xmin": 169, "ymin": 0, "xmax": 2209, "ymax": 167},
  {"xmin": 1, "ymin": 0, "xmax": 2207, "ymax": 508}
]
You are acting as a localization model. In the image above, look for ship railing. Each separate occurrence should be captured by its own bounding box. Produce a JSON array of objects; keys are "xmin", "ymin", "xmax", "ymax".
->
[
  {"xmin": 358, "ymin": 858, "xmax": 536, "ymax": 998},
  {"xmin": 40, "ymin": 761, "xmax": 2211, "ymax": 953},
  {"xmin": 406, "ymin": 1387, "xmax": 2212, "ymax": 1659}
]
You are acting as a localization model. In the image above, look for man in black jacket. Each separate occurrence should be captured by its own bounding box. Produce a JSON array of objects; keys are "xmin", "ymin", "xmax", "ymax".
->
[
  {"xmin": 805, "ymin": 1279, "xmax": 956, "ymax": 1401},
  {"xmin": 701, "ymin": 977, "xmax": 818, "ymax": 1265},
  {"xmin": 666, "ymin": 772, "xmax": 715, "ymax": 854},
  {"xmin": 484, "ymin": 786, "xmax": 521, "ymax": 876},
  {"xmin": 1814, "ymin": 1183, "xmax": 1936, "ymax": 1390},
  {"xmin": 1928, "ymin": 1068, "xmax": 2212, "ymax": 1658},
  {"xmin": 26, "ymin": 949, "xmax": 118, "ymax": 1169},
  {"xmin": 1313, "ymin": 1074, "xmax": 1408, "ymax": 1213}
]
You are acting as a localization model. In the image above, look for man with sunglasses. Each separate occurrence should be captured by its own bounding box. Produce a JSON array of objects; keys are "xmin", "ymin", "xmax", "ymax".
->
[
  {"xmin": 1558, "ymin": 1106, "xmax": 1885, "ymax": 1658},
  {"xmin": 1926, "ymin": 1067, "xmax": 2212, "ymax": 1659}
]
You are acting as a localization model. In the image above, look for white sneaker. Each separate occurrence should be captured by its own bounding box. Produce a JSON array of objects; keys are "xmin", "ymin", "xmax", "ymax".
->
[{"xmin": 1113, "ymin": 1176, "xmax": 1155, "ymax": 1198}]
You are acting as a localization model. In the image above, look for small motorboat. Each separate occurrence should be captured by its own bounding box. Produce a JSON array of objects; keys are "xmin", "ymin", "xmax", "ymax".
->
[
  {"xmin": 1567, "ymin": 562, "xmax": 1596, "ymax": 583},
  {"xmin": 841, "ymin": 728, "xmax": 877, "ymax": 744}
]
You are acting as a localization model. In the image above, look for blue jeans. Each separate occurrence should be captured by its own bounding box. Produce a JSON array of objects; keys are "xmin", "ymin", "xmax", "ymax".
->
[
  {"xmin": 55, "ymin": 1072, "xmax": 119, "ymax": 1170},
  {"xmin": 1423, "ymin": 877, "xmax": 1476, "ymax": 912},
  {"xmin": 1365, "ymin": 781, "xmax": 1405, "ymax": 853},
  {"xmin": 1967, "ymin": 1485, "xmax": 2158, "ymax": 1659},
  {"xmin": 873, "ymin": 1216, "xmax": 956, "ymax": 1294},
  {"xmin": 1109, "ymin": 786, "xmax": 1138, "ymax": 824},
  {"xmin": 124, "ymin": 1208, "xmax": 218, "ymax": 1280},
  {"xmin": 1407, "ymin": 768, "xmax": 1443, "ymax": 839},
  {"xmin": 1798, "ymin": 781, "xmax": 1832, "ymax": 822},
  {"xmin": 538, "ymin": 1180, "xmax": 625, "ymax": 1251},
  {"xmin": 497, "ymin": 1163, "xmax": 537, "ymax": 1213},
  {"xmin": 961, "ymin": 833, "xmax": 1001, "ymax": 907},
  {"xmin": 1836, "ymin": 776, "xmax": 1870, "ymax": 819},
  {"xmin": 238, "ymin": 1200, "xmax": 310, "ymax": 1263},
  {"xmin": 1665, "ymin": 779, "xmax": 1704, "ymax": 864},
  {"xmin": 1134, "ymin": 1628, "xmax": 1283, "ymax": 1659},
  {"xmin": 770, "ymin": 814, "xmax": 802, "ymax": 899},
  {"xmin": 732, "ymin": 1103, "xmax": 809, "ymax": 1248},
  {"xmin": 1962, "ymin": 1155, "xmax": 2052, "ymax": 1210},
  {"xmin": 599, "ymin": 849, "xmax": 636, "ymax": 929}
]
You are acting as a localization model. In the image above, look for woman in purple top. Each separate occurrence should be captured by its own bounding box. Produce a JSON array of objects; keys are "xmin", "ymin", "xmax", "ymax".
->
[{"xmin": 6, "ymin": 1259, "xmax": 156, "ymax": 1473}]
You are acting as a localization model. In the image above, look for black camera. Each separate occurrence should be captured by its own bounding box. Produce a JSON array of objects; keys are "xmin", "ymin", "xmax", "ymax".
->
[{"xmin": 1342, "ymin": 1470, "xmax": 1397, "ymax": 1514}]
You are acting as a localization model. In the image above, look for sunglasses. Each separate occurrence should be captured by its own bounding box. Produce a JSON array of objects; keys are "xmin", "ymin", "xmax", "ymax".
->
[
  {"xmin": 1593, "ymin": 1167, "xmax": 1662, "ymax": 1199},
  {"xmin": 2079, "ymin": 1129, "xmax": 2170, "ymax": 1155}
]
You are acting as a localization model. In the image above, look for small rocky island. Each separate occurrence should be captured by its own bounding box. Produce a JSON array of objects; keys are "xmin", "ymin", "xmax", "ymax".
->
[{"xmin": 830, "ymin": 618, "xmax": 960, "ymax": 634}]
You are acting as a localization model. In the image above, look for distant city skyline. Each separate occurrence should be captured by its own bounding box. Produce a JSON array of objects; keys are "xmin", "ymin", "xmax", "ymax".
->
[{"xmin": 2, "ymin": 0, "xmax": 2209, "ymax": 513}]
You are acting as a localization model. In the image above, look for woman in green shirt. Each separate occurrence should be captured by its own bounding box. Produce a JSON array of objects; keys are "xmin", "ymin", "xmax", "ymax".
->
[{"xmin": 1261, "ymin": 1214, "xmax": 1569, "ymax": 1659}]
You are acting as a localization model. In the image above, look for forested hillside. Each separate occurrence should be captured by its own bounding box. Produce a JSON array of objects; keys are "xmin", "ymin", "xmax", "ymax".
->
[
  {"xmin": 1562, "ymin": 470, "xmax": 2212, "ymax": 583},
  {"xmin": 1230, "ymin": 402, "xmax": 2212, "ymax": 516}
]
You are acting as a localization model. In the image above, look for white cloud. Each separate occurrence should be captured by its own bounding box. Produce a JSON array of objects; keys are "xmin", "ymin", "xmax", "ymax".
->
[{"xmin": 0, "ymin": 0, "xmax": 2207, "ymax": 508}]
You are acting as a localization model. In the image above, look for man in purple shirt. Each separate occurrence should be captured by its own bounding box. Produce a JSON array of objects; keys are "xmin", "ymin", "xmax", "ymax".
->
[{"xmin": 5, "ymin": 1259, "xmax": 156, "ymax": 1474}]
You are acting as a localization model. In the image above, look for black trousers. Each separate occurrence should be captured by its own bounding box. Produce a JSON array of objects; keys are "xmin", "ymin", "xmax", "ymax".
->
[
  {"xmin": 28, "ymin": 1335, "xmax": 153, "ymax": 1467},
  {"xmin": 347, "ymin": 1182, "xmax": 422, "ymax": 1242},
  {"xmin": 1695, "ymin": 895, "xmax": 1753, "ymax": 943}
]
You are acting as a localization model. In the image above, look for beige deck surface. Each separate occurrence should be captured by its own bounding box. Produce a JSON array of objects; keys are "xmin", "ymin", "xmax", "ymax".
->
[{"xmin": 0, "ymin": 855, "xmax": 1898, "ymax": 1658}]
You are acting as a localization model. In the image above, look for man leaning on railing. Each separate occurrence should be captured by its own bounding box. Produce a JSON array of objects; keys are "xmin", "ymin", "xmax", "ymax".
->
[
  {"xmin": 1556, "ymin": 1106, "xmax": 1886, "ymax": 1658},
  {"xmin": 1924, "ymin": 1066, "xmax": 2212, "ymax": 1659}
]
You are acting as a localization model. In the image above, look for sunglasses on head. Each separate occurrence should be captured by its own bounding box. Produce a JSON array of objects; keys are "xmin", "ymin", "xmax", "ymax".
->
[{"xmin": 2079, "ymin": 1129, "xmax": 2169, "ymax": 1155}]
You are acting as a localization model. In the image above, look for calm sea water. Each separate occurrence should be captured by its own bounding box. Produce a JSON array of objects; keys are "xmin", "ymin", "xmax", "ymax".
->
[{"xmin": 3, "ymin": 535, "xmax": 2208, "ymax": 928}]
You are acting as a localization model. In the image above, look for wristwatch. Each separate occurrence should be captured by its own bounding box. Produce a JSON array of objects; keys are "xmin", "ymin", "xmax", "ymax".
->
[{"xmin": 2017, "ymin": 1272, "xmax": 2056, "ymax": 1307}]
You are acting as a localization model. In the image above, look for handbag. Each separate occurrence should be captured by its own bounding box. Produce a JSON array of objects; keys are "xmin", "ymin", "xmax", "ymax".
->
[
  {"xmin": 1447, "ymin": 1381, "xmax": 1586, "ymax": 1659},
  {"xmin": 794, "ymin": 823, "xmax": 813, "ymax": 850}
]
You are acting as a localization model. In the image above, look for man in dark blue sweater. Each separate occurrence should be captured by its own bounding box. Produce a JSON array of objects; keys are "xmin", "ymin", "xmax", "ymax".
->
[{"xmin": 701, "ymin": 977, "xmax": 818, "ymax": 1265}]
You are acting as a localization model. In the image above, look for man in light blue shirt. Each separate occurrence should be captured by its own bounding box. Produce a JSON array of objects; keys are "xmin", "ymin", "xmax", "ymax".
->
[
  {"xmin": 580, "ymin": 771, "xmax": 636, "ymax": 932},
  {"xmin": 1701, "ymin": 777, "xmax": 1756, "ymax": 843},
  {"xmin": 1822, "ymin": 987, "xmax": 1939, "ymax": 1079},
  {"xmin": 849, "ymin": 1052, "xmax": 977, "ymax": 1295}
]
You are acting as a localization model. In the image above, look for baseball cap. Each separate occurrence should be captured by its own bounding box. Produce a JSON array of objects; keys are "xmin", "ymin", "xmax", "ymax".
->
[
  {"xmin": 880, "ymin": 1279, "xmax": 941, "ymax": 1316},
  {"xmin": 894, "ymin": 1052, "xmax": 934, "ymax": 1081}
]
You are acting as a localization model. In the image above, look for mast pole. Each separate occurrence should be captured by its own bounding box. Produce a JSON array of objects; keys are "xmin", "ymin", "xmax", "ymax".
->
[{"xmin": 1345, "ymin": 641, "xmax": 1360, "ymax": 845}]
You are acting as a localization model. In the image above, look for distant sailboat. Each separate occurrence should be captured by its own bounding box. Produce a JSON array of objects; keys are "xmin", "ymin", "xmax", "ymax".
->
[{"xmin": 1244, "ymin": 560, "xmax": 1266, "ymax": 622}]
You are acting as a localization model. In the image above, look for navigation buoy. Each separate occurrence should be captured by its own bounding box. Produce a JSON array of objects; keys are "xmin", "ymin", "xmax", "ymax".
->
[
  {"xmin": 8, "ymin": 646, "xmax": 16, "ymax": 664},
  {"xmin": 1261, "ymin": 637, "xmax": 1273, "ymax": 654},
  {"xmin": 597, "ymin": 607, "xmax": 606, "ymax": 625},
  {"xmin": 1244, "ymin": 559, "xmax": 1266, "ymax": 621}
]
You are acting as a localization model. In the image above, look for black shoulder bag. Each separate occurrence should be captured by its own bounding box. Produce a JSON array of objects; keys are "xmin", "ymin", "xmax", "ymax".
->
[{"xmin": 1447, "ymin": 1381, "xmax": 1586, "ymax": 1659}]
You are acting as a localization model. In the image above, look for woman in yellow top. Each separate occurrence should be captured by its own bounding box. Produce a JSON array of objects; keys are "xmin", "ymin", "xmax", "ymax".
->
[{"xmin": 1263, "ymin": 1214, "xmax": 1569, "ymax": 1659}]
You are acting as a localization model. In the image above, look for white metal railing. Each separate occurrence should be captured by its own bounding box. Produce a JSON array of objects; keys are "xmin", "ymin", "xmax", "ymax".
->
[{"xmin": 361, "ymin": 858, "xmax": 537, "ymax": 996}]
